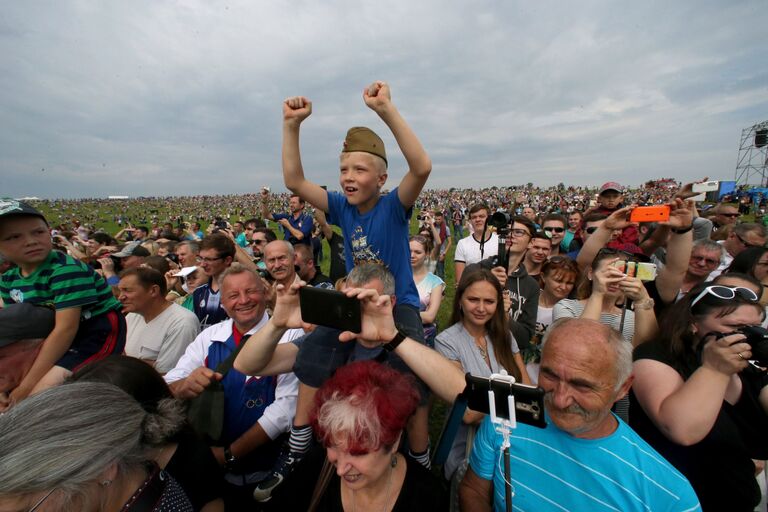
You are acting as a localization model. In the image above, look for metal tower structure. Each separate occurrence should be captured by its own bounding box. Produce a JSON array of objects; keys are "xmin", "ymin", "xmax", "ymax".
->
[{"xmin": 735, "ymin": 120, "xmax": 768, "ymax": 187}]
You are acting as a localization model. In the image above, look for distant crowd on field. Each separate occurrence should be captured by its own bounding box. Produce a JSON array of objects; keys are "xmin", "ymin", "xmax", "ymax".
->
[{"xmin": 1, "ymin": 80, "xmax": 767, "ymax": 512}]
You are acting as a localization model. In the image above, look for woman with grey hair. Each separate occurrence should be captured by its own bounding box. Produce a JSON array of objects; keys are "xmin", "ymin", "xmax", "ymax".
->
[{"xmin": 0, "ymin": 381, "xmax": 193, "ymax": 511}]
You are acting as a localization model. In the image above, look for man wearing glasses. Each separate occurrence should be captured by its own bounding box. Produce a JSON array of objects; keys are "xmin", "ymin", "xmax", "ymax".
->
[
  {"xmin": 250, "ymin": 228, "xmax": 276, "ymax": 271},
  {"xmin": 192, "ymin": 233, "xmax": 236, "ymax": 328},
  {"xmin": 541, "ymin": 214, "xmax": 567, "ymax": 257},
  {"xmin": 709, "ymin": 222, "xmax": 767, "ymax": 280},
  {"xmin": 711, "ymin": 203, "xmax": 740, "ymax": 233},
  {"xmin": 479, "ymin": 215, "xmax": 541, "ymax": 351}
]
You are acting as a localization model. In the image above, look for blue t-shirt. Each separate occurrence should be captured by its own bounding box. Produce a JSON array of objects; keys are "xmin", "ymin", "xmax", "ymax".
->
[
  {"xmin": 468, "ymin": 414, "xmax": 700, "ymax": 512},
  {"xmin": 327, "ymin": 187, "xmax": 419, "ymax": 309},
  {"xmin": 272, "ymin": 212, "xmax": 313, "ymax": 245}
]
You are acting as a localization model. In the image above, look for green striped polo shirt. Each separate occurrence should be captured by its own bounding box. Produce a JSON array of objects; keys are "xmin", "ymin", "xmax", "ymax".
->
[{"xmin": 1, "ymin": 250, "xmax": 121, "ymax": 319}]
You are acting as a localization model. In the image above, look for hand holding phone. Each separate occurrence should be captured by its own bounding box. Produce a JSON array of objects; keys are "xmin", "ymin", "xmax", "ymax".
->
[
  {"xmin": 629, "ymin": 205, "xmax": 670, "ymax": 223},
  {"xmin": 300, "ymin": 287, "xmax": 362, "ymax": 333}
]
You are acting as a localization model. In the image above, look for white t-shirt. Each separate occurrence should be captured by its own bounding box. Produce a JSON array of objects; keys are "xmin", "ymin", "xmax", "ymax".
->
[
  {"xmin": 454, "ymin": 232, "xmax": 499, "ymax": 266},
  {"xmin": 125, "ymin": 303, "xmax": 201, "ymax": 374}
]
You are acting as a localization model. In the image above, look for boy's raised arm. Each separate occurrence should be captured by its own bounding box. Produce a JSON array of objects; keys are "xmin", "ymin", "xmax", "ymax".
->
[
  {"xmin": 364, "ymin": 81, "xmax": 431, "ymax": 209},
  {"xmin": 282, "ymin": 96, "xmax": 329, "ymax": 212}
]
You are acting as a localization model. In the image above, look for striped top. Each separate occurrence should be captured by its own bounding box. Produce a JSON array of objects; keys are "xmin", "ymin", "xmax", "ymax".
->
[
  {"xmin": 468, "ymin": 414, "xmax": 701, "ymax": 511},
  {"xmin": 1, "ymin": 250, "xmax": 121, "ymax": 318}
]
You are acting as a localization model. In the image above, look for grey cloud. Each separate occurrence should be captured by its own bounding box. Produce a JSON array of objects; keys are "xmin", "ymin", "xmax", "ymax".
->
[{"xmin": 1, "ymin": 0, "xmax": 767, "ymax": 198}]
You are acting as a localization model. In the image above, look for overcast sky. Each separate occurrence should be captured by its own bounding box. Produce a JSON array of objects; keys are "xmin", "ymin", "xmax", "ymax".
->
[{"xmin": 2, "ymin": 1, "xmax": 767, "ymax": 199}]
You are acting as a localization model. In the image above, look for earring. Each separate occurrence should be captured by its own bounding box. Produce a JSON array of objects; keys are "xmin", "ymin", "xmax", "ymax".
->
[
  {"xmin": 390, "ymin": 454, "xmax": 398, "ymax": 468},
  {"xmin": 100, "ymin": 479, "xmax": 112, "ymax": 487}
]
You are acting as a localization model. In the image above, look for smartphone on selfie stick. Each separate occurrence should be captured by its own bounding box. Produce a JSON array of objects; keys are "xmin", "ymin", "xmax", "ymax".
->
[{"xmin": 434, "ymin": 372, "xmax": 546, "ymax": 512}]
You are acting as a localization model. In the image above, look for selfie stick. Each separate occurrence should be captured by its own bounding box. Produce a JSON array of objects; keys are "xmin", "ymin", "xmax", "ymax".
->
[{"xmin": 488, "ymin": 370, "xmax": 517, "ymax": 512}]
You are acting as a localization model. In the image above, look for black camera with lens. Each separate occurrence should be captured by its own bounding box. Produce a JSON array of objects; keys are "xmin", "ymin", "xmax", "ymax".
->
[
  {"xmin": 478, "ymin": 211, "xmax": 512, "ymax": 271},
  {"xmin": 735, "ymin": 326, "xmax": 768, "ymax": 367}
]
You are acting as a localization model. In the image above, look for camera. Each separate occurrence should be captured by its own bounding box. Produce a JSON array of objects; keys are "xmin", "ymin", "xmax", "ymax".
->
[
  {"xmin": 478, "ymin": 211, "xmax": 512, "ymax": 271},
  {"xmin": 735, "ymin": 326, "xmax": 768, "ymax": 367}
]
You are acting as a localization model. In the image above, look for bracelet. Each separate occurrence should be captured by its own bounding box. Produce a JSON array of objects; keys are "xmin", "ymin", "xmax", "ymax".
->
[
  {"xmin": 634, "ymin": 298, "xmax": 655, "ymax": 310},
  {"xmin": 671, "ymin": 224, "xmax": 693, "ymax": 234},
  {"xmin": 106, "ymin": 275, "xmax": 120, "ymax": 286},
  {"xmin": 224, "ymin": 446, "xmax": 237, "ymax": 469},
  {"xmin": 383, "ymin": 329, "xmax": 407, "ymax": 352}
]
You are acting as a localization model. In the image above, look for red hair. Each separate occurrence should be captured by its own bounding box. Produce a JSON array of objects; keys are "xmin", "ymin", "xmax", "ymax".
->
[{"xmin": 311, "ymin": 361, "xmax": 419, "ymax": 454}]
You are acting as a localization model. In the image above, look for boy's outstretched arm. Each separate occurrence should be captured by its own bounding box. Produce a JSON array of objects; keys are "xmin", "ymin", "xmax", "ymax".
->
[
  {"xmin": 282, "ymin": 96, "xmax": 329, "ymax": 212},
  {"xmin": 364, "ymin": 81, "xmax": 431, "ymax": 209}
]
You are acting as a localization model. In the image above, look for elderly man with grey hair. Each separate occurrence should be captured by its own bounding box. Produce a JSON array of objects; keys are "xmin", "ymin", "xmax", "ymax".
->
[
  {"xmin": 315, "ymin": 292, "xmax": 701, "ymax": 511},
  {"xmin": 263, "ymin": 240, "xmax": 297, "ymax": 289}
]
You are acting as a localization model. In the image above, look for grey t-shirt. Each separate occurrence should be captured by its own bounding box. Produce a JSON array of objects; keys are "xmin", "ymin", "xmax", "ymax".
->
[
  {"xmin": 435, "ymin": 322, "xmax": 519, "ymax": 479},
  {"xmin": 125, "ymin": 303, "xmax": 200, "ymax": 374}
]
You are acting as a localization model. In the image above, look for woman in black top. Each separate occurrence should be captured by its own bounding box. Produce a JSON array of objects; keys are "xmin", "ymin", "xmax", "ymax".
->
[
  {"xmin": 630, "ymin": 283, "xmax": 768, "ymax": 510},
  {"xmin": 268, "ymin": 360, "xmax": 447, "ymax": 511}
]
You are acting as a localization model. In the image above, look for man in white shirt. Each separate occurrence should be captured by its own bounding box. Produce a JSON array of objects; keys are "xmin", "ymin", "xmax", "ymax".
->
[
  {"xmin": 453, "ymin": 204, "xmax": 498, "ymax": 284},
  {"xmin": 118, "ymin": 267, "xmax": 199, "ymax": 374}
]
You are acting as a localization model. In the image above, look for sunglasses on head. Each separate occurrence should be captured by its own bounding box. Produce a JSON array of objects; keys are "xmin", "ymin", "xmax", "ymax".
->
[
  {"xmin": 543, "ymin": 227, "xmax": 565, "ymax": 233},
  {"xmin": 690, "ymin": 285, "xmax": 759, "ymax": 309}
]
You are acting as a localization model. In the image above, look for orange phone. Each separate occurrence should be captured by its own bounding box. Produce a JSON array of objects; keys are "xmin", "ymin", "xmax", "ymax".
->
[{"xmin": 630, "ymin": 205, "xmax": 670, "ymax": 223}]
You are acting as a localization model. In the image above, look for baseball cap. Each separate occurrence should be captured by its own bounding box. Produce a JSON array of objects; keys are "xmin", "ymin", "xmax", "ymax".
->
[
  {"xmin": 599, "ymin": 182, "xmax": 623, "ymax": 195},
  {"xmin": 0, "ymin": 303, "xmax": 56, "ymax": 347},
  {"xmin": 113, "ymin": 241, "xmax": 151, "ymax": 258},
  {"xmin": 341, "ymin": 127, "xmax": 387, "ymax": 167},
  {"xmin": 0, "ymin": 198, "xmax": 48, "ymax": 224}
]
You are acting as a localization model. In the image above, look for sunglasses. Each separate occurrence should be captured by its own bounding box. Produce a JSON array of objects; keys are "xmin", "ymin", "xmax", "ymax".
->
[
  {"xmin": 690, "ymin": 285, "xmax": 759, "ymax": 309},
  {"xmin": 585, "ymin": 226, "xmax": 599, "ymax": 234},
  {"xmin": 721, "ymin": 213, "xmax": 740, "ymax": 218},
  {"xmin": 251, "ymin": 239, "xmax": 267, "ymax": 245},
  {"xmin": 690, "ymin": 255, "xmax": 720, "ymax": 266},
  {"xmin": 735, "ymin": 232, "xmax": 763, "ymax": 249},
  {"xmin": 543, "ymin": 227, "xmax": 565, "ymax": 233}
]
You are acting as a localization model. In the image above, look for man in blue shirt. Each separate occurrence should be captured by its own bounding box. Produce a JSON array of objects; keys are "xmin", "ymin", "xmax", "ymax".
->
[
  {"xmin": 459, "ymin": 318, "xmax": 700, "ymax": 511},
  {"xmin": 260, "ymin": 189, "xmax": 313, "ymax": 246}
]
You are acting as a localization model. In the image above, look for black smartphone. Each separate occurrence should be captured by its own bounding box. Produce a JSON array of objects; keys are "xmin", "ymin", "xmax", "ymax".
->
[
  {"xmin": 463, "ymin": 373, "xmax": 547, "ymax": 428},
  {"xmin": 299, "ymin": 286, "xmax": 362, "ymax": 333}
]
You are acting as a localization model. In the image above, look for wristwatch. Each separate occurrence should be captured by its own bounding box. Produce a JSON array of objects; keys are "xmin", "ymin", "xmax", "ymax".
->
[
  {"xmin": 383, "ymin": 329, "xmax": 407, "ymax": 352},
  {"xmin": 224, "ymin": 446, "xmax": 237, "ymax": 470}
]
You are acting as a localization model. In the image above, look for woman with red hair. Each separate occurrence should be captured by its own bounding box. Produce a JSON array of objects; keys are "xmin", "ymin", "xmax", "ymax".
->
[{"xmin": 266, "ymin": 360, "xmax": 447, "ymax": 511}]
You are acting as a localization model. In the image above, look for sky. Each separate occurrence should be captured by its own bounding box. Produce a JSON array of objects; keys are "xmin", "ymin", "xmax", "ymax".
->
[{"xmin": 2, "ymin": 0, "xmax": 767, "ymax": 199}]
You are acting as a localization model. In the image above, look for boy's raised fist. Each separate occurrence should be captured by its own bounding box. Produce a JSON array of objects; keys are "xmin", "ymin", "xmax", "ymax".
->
[
  {"xmin": 283, "ymin": 96, "xmax": 312, "ymax": 123},
  {"xmin": 363, "ymin": 81, "xmax": 391, "ymax": 112}
]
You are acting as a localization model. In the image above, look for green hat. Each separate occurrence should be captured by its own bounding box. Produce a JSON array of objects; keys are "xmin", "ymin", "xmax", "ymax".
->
[{"xmin": 341, "ymin": 127, "xmax": 387, "ymax": 167}]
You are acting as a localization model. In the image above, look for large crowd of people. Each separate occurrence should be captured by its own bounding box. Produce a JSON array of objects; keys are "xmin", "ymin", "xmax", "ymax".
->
[{"xmin": 1, "ymin": 82, "xmax": 767, "ymax": 511}]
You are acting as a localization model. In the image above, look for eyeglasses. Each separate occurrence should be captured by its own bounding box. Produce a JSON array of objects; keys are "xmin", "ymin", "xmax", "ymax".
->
[
  {"xmin": 585, "ymin": 226, "xmax": 599, "ymax": 234},
  {"xmin": 29, "ymin": 488, "xmax": 56, "ymax": 511},
  {"xmin": 690, "ymin": 255, "xmax": 720, "ymax": 266},
  {"xmin": 690, "ymin": 285, "xmax": 759, "ymax": 309},
  {"xmin": 510, "ymin": 228, "xmax": 531, "ymax": 238},
  {"xmin": 196, "ymin": 256, "xmax": 224, "ymax": 264},
  {"xmin": 543, "ymin": 227, "xmax": 565, "ymax": 233},
  {"xmin": 735, "ymin": 232, "xmax": 763, "ymax": 249}
]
